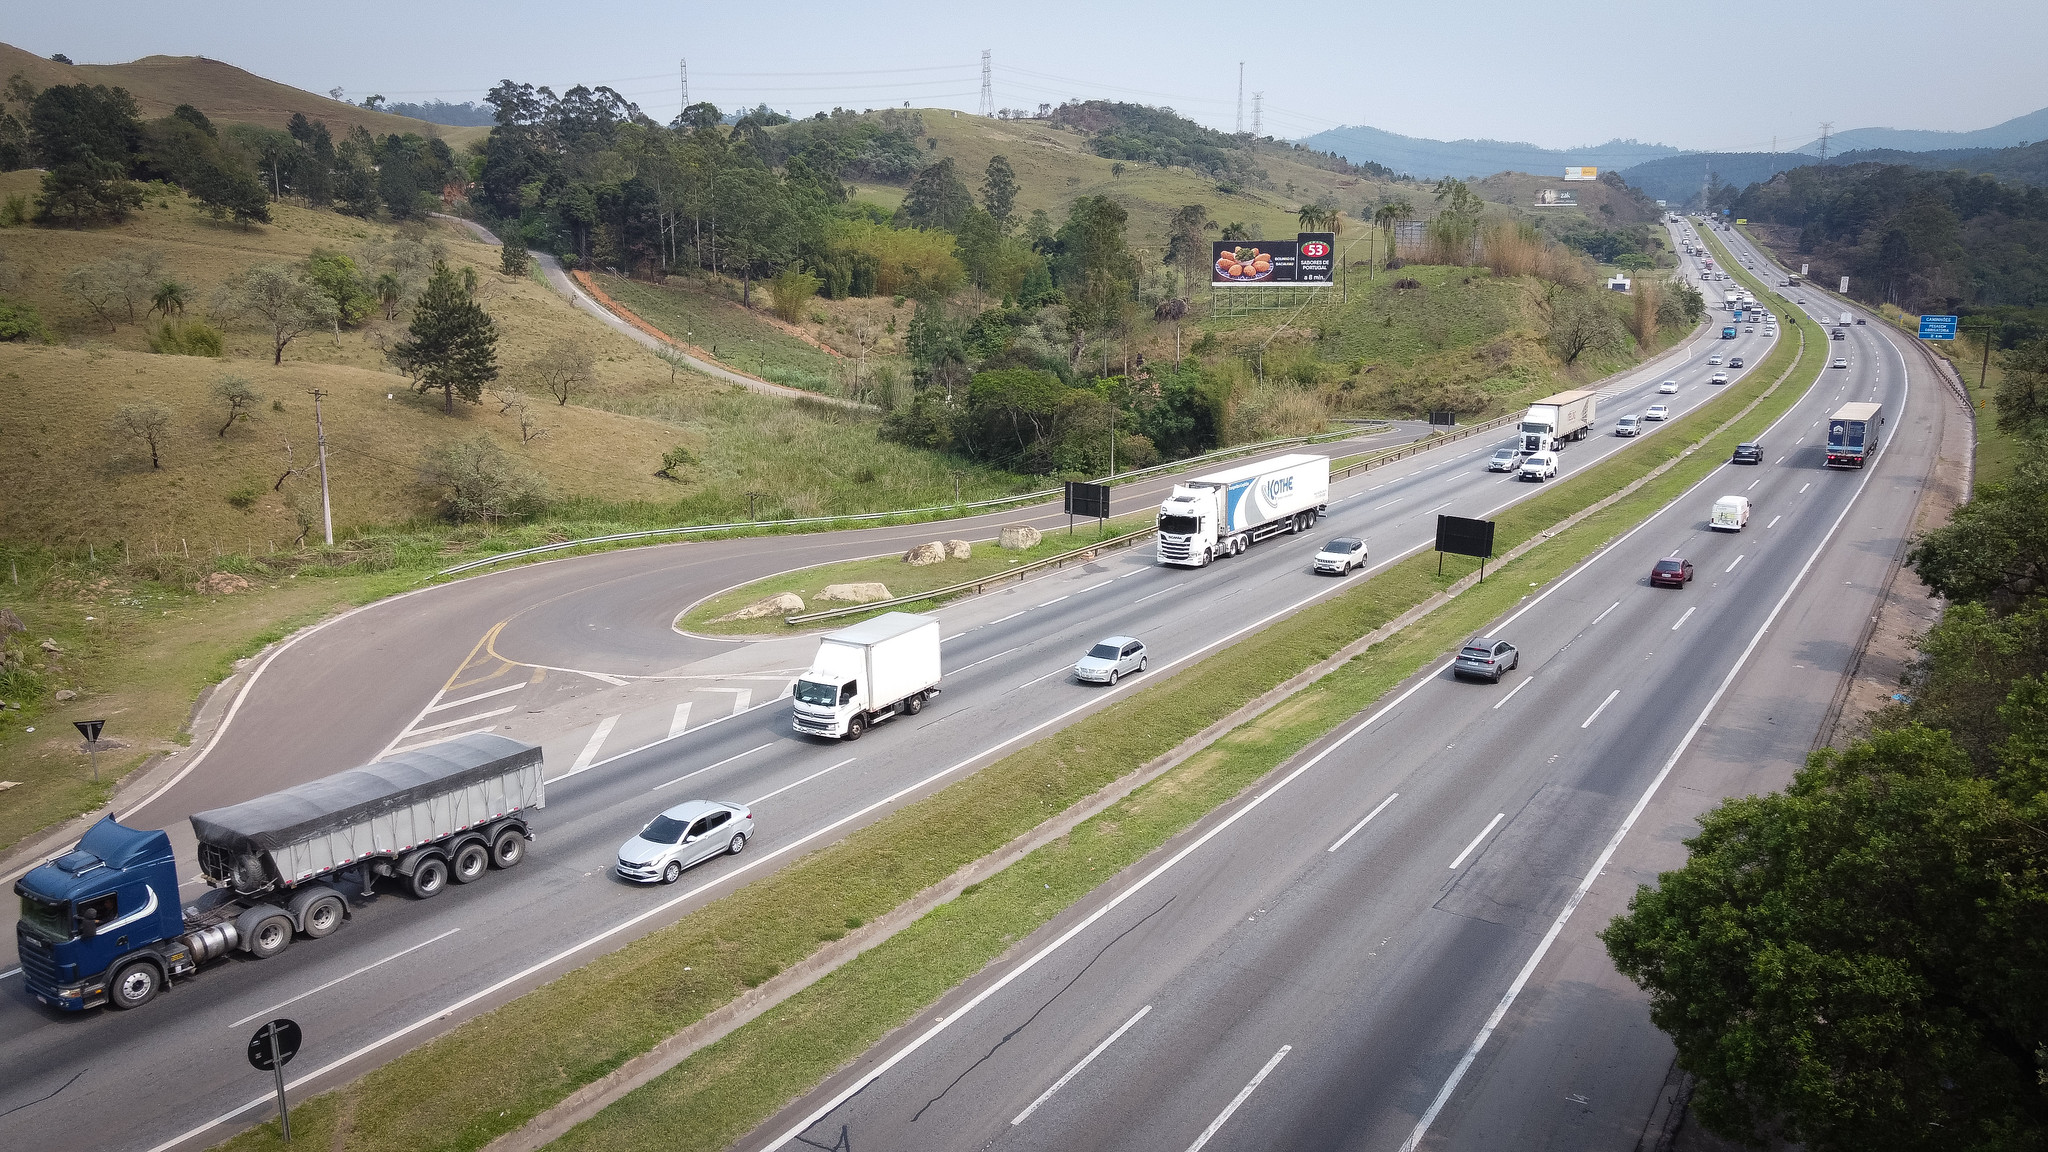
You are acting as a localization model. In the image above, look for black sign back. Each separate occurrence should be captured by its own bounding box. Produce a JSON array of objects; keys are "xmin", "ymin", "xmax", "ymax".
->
[
  {"xmin": 73, "ymin": 719, "xmax": 105, "ymax": 744},
  {"xmin": 1064, "ymin": 481, "xmax": 1111, "ymax": 520},
  {"xmin": 248, "ymin": 1018, "xmax": 302, "ymax": 1071},
  {"xmin": 1435, "ymin": 515, "xmax": 1496, "ymax": 559}
]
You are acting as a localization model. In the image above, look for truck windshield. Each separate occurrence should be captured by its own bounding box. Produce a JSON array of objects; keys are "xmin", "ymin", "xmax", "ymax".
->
[
  {"xmin": 793, "ymin": 679, "xmax": 840, "ymax": 707},
  {"xmin": 1158, "ymin": 514, "xmax": 1201, "ymax": 535},
  {"xmin": 18, "ymin": 892, "xmax": 71, "ymax": 942},
  {"xmin": 1519, "ymin": 422, "xmax": 1551, "ymax": 435}
]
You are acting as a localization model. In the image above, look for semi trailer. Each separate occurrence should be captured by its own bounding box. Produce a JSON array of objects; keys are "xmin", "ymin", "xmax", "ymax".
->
[
  {"xmin": 1519, "ymin": 390, "xmax": 1599, "ymax": 453},
  {"xmin": 1155, "ymin": 454, "xmax": 1330, "ymax": 567},
  {"xmin": 1825, "ymin": 402, "xmax": 1883, "ymax": 468},
  {"xmin": 792, "ymin": 612, "xmax": 942, "ymax": 740},
  {"xmin": 14, "ymin": 732, "xmax": 543, "ymax": 1012}
]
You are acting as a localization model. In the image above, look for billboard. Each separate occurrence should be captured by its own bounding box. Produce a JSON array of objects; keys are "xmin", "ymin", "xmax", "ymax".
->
[
  {"xmin": 1212, "ymin": 232, "xmax": 1336, "ymax": 287},
  {"xmin": 1919, "ymin": 315, "xmax": 1958, "ymax": 341},
  {"xmin": 1563, "ymin": 166, "xmax": 1598, "ymax": 181},
  {"xmin": 1063, "ymin": 481, "xmax": 1110, "ymax": 519},
  {"xmin": 1436, "ymin": 515, "xmax": 1495, "ymax": 559}
]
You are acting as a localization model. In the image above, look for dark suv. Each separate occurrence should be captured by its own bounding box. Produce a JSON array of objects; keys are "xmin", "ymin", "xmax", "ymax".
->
[
  {"xmin": 1732, "ymin": 442, "xmax": 1763, "ymax": 465},
  {"xmin": 1651, "ymin": 558, "xmax": 1694, "ymax": 588}
]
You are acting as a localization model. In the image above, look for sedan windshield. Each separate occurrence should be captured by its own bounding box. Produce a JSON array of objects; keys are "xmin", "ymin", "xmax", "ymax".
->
[
  {"xmin": 1087, "ymin": 644, "xmax": 1122, "ymax": 660},
  {"xmin": 19, "ymin": 893, "xmax": 72, "ymax": 941},
  {"xmin": 640, "ymin": 815, "xmax": 692, "ymax": 845},
  {"xmin": 793, "ymin": 679, "xmax": 840, "ymax": 707}
]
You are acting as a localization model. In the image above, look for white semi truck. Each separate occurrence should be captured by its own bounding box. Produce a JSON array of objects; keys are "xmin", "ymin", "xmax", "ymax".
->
[
  {"xmin": 1519, "ymin": 390, "xmax": 1599, "ymax": 453},
  {"xmin": 1155, "ymin": 454, "xmax": 1329, "ymax": 567},
  {"xmin": 792, "ymin": 613, "xmax": 942, "ymax": 740}
]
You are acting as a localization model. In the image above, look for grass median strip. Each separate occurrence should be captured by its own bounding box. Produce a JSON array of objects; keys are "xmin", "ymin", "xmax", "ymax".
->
[{"xmin": 215, "ymin": 302, "xmax": 1817, "ymax": 1152}]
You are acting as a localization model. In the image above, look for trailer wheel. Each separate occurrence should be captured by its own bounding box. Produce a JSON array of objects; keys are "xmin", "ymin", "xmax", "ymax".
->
[
  {"xmin": 409, "ymin": 857, "xmax": 449, "ymax": 899},
  {"xmin": 247, "ymin": 915, "xmax": 294, "ymax": 958},
  {"xmin": 844, "ymin": 714, "xmax": 865, "ymax": 741},
  {"xmin": 298, "ymin": 892, "xmax": 346, "ymax": 939},
  {"xmin": 108, "ymin": 960, "xmax": 162, "ymax": 1009},
  {"xmin": 491, "ymin": 827, "xmax": 528, "ymax": 869},
  {"xmin": 451, "ymin": 842, "xmax": 490, "ymax": 884},
  {"xmin": 903, "ymin": 691, "xmax": 925, "ymax": 716}
]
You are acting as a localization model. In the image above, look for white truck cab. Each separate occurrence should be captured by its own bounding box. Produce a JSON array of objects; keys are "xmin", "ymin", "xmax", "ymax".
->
[
  {"xmin": 1156, "ymin": 454, "xmax": 1329, "ymax": 567},
  {"xmin": 791, "ymin": 613, "xmax": 942, "ymax": 740}
]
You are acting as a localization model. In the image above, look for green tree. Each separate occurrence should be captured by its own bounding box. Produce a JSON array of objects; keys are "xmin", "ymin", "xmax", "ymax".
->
[
  {"xmin": 499, "ymin": 240, "xmax": 529, "ymax": 278},
  {"xmin": 1165, "ymin": 204, "xmax": 1212, "ymax": 297},
  {"xmin": 392, "ymin": 262, "xmax": 499, "ymax": 412},
  {"xmin": 981, "ymin": 154, "xmax": 1018, "ymax": 231},
  {"xmin": 1373, "ymin": 196, "xmax": 1414, "ymax": 271},
  {"xmin": 212, "ymin": 374, "xmax": 260, "ymax": 436},
  {"xmin": 219, "ymin": 262, "xmax": 337, "ymax": 365},
  {"xmin": 1907, "ymin": 452, "xmax": 2048, "ymax": 612},
  {"xmin": 305, "ymin": 249, "xmax": 372, "ymax": 328},
  {"xmin": 1993, "ymin": 337, "xmax": 2048, "ymax": 437},
  {"xmin": 896, "ymin": 156, "xmax": 974, "ymax": 231}
]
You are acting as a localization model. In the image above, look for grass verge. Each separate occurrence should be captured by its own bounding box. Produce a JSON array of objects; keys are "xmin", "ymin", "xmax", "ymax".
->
[{"xmin": 212, "ymin": 280, "xmax": 1819, "ymax": 1152}]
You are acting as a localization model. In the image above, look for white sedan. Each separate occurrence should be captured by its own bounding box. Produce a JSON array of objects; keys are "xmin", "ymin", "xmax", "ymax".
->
[
  {"xmin": 1658, "ymin": 380, "xmax": 1679, "ymax": 394},
  {"xmin": 1645, "ymin": 404, "xmax": 1670, "ymax": 421}
]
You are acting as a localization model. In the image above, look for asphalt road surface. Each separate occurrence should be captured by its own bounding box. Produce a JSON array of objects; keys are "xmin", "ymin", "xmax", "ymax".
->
[{"xmin": 0, "ymin": 224, "xmax": 1786, "ymax": 1152}]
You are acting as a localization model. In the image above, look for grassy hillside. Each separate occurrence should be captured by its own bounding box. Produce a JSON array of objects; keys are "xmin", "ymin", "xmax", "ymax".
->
[{"xmin": 0, "ymin": 41, "xmax": 483, "ymax": 147}]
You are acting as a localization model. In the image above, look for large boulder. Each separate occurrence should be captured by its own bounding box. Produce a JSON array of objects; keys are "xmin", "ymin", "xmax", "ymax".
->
[
  {"xmin": 712, "ymin": 591, "xmax": 805, "ymax": 622},
  {"xmin": 817, "ymin": 582, "xmax": 892, "ymax": 604},
  {"xmin": 945, "ymin": 539, "xmax": 971, "ymax": 560},
  {"xmin": 999, "ymin": 524, "xmax": 1042, "ymax": 550},
  {"xmin": 903, "ymin": 541, "xmax": 947, "ymax": 566}
]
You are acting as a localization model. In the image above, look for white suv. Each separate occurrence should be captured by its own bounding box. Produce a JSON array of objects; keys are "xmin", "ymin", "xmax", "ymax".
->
[{"xmin": 1518, "ymin": 452, "xmax": 1559, "ymax": 481}]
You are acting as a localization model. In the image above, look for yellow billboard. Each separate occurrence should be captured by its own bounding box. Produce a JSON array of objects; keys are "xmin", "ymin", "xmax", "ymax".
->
[{"xmin": 1563, "ymin": 166, "xmax": 1598, "ymax": 181}]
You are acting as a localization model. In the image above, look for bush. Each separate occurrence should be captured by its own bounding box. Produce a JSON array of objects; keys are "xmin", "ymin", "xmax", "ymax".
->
[
  {"xmin": 147, "ymin": 318, "xmax": 225, "ymax": 356},
  {"xmin": 0, "ymin": 299, "xmax": 52, "ymax": 342},
  {"xmin": 767, "ymin": 268, "xmax": 821, "ymax": 323},
  {"xmin": 418, "ymin": 436, "xmax": 547, "ymax": 523}
]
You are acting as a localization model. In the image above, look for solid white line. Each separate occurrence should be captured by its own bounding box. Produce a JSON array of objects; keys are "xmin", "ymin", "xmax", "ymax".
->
[
  {"xmin": 1010, "ymin": 1004, "xmax": 1153, "ymax": 1125},
  {"xmin": 387, "ymin": 726, "xmax": 501, "ymax": 755},
  {"xmin": 1583, "ymin": 688, "xmax": 1622, "ymax": 726},
  {"xmin": 1400, "ymin": 327, "xmax": 1909, "ymax": 1152},
  {"xmin": 669, "ymin": 702, "xmax": 692, "ymax": 739},
  {"xmin": 0, "ymin": 966, "xmax": 17, "ymax": 979},
  {"xmin": 1590, "ymin": 600, "xmax": 1622, "ymax": 627},
  {"xmin": 951, "ymin": 645, "xmax": 1022, "ymax": 674},
  {"xmin": 400, "ymin": 705, "xmax": 517, "ymax": 738},
  {"xmin": 425, "ymin": 683, "xmax": 525, "ymax": 713},
  {"xmin": 1767, "ymin": 515, "xmax": 1781, "ymax": 528},
  {"xmin": 1448, "ymin": 814, "xmax": 1505, "ymax": 870},
  {"xmin": 1491, "ymin": 675, "xmax": 1534, "ymax": 710},
  {"xmin": 1184, "ymin": 1046, "xmax": 1291, "ymax": 1152},
  {"xmin": 1132, "ymin": 582, "xmax": 1188, "ymax": 606},
  {"xmin": 230, "ymin": 928, "xmax": 462, "ymax": 1028},
  {"xmin": 656, "ymin": 742, "xmax": 775, "ymax": 791},
  {"xmin": 749, "ymin": 757, "xmax": 856, "ymax": 807},
  {"xmin": 1725, "ymin": 554, "xmax": 1745, "ymax": 573},
  {"xmin": 1327, "ymin": 793, "xmax": 1399, "ymax": 852},
  {"xmin": 1671, "ymin": 606, "xmax": 1697, "ymax": 631},
  {"xmin": 569, "ymin": 716, "xmax": 619, "ymax": 773}
]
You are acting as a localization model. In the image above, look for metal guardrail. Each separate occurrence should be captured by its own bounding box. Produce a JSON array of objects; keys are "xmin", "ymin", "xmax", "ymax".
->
[
  {"xmin": 434, "ymin": 428, "xmax": 1369, "ymax": 577},
  {"xmin": 782, "ymin": 526, "xmax": 1159, "ymax": 625}
]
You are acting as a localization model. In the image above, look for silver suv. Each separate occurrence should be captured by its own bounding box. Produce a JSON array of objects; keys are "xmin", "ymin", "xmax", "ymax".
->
[{"xmin": 1453, "ymin": 637, "xmax": 1519, "ymax": 683}]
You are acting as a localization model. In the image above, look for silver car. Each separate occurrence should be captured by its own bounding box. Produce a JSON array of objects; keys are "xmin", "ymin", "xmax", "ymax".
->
[
  {"xmin": 617, "ymin": 800, "xmax": 752, "ymax": 884},
  {"xmin": 1076, "ymin": 636, "xmax": 1146, "ymax": 684},
  {"xmin": 1487, "ymin": 447, "xmax": 1521, "ymax": 471},
  {"xmin": 1314, "ymin": 537, "xmax": 1368, "ymax": 575},
  {"xmin": 1453, "ymin": 637, "xmax": 1520, "ymax": 683}
]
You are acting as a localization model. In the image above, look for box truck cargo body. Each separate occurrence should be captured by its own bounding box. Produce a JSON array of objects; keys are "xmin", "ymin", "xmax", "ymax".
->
[
  {"xmin": 1155, "ymin": 454, "xmax": 1329, "ymax": 567},
  {"xmin": 1519, "ymin": 390, "xmax": 1599, "ymax": 453},
  {"xmin": 1825, "ymin": 402, "xmax": 1882, "ymax": 468},
  {"xmin": 792, "ymin": 612, "xmax": 942, "ymax": 739}
]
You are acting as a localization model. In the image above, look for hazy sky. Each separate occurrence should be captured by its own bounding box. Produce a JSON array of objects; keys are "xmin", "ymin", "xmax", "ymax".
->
[{"xmin": 12, "ymin": 1, "xmax": 2046, "ymax": 152}]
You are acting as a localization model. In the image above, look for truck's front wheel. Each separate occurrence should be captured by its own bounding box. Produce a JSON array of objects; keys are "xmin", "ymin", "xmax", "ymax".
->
[
  {"xmin": 109, "ymin": 961, "xmax": 161, "ymax": 1010},
  {"xmin": 844, "ymin": 714, "xmax": 866, "ymax": 741}
]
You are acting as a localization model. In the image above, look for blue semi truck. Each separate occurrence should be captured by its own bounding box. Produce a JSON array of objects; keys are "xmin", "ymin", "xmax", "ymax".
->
[{"xmin": 14, "ymin": 733, "xmax": 543, "ymax": 1012}]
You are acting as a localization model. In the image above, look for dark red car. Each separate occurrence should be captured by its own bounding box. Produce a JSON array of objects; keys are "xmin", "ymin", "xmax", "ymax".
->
[{"xmin": 1651, "ymin": 558, "xmax": 1694, "ymax": 587}]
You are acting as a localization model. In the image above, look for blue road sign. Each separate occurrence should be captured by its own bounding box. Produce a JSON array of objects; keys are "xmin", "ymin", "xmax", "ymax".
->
[{"xmin": 1919, "ymin": 315, "xmax": 1958, "ymax": 340}]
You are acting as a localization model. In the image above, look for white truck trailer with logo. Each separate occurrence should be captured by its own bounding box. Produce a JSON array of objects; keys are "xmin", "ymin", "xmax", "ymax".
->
[
  {"xmin": 1155, "ymin": 454, "xmax": 1329, "ymax": 567},
  {"xmin": 791, "ymin": 613, "xmax": 942, "ymax": 740},
  {"xmin": 1519, "ymin": 389, "xmax": 1599, "ymax": 453}
]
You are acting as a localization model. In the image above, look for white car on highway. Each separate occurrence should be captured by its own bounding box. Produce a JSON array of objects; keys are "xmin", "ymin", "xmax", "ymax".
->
[
  {"xmin": 1832, "ymin": 357, "xmax": 1849, "ymax": 369},
  {"xmin": 1711, "ymin": 372, "xmax": 1730, "ymax": 384},
  {"xmin": 1313, "ymin": 537, "xmax": 1369, "ymax": 575},
  {"xmin": 617, "ymin": 800, "xmax": 753, "ymax": 884},
  {"xmin": 1518, "ymin": 451, "xmax": 1559, "ymax": 481},
  {"xmin": 1658, "ymin": 380, "xmax": 1679, "ymax": 394},
  {"xmin": 1645, "ymin": 404, "xmax": 1670, "ymax": 421},
  {"xmin": 1615, "ymin": 414, "xmax": 1641, "ymax": 437}
]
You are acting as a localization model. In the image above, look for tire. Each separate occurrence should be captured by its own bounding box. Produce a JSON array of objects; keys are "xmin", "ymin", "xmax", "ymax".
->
[
  {"xmin": 109, "ymin": 961, "xmax": 160, "ymax": 1010},
  {"xmin": 409, "ymin": 857, "xmax": 449, "ymax": 900},
  {"xmin": 844, "ymin": 714, "xmax": 865, "ymax": 741},
  {"xmin": 451, "ymin": 842, "xmax": 490, "ymax": 884},
  {"xmin": 903, "ymin": 691, "xmax": 925, "ymax": 716},
  {"xmin": 300, "ymin": 894, "xmax": 345, "ymax": 939},
  {"xmin": 1138, "ymin": 656, "xmax": 1148, "ymax": 672},
  {"xmin": 727, "ymin": 832, "xmax": 748, "ymax": 856},
  {"xmin": 491, "ymin": 826, "xmax": 527, "ymax": 869},
  {"xmin": 1201, "ymin": 549, "xmax": 1213, "ymax": 567},
  {"xmin": 1107, "ymin": 669, "xmax": 1119, "ymax": 686},
  {"xmin": 247, "ymin": 915, "xmax": 294, "ymax": 958},
  {"xmin": 662, "ymin": 860, "xmax": 684, "ymax": 884}
]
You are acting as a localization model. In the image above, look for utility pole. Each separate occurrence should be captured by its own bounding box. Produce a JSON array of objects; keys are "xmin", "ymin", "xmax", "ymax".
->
[
  {"xmin": 1251, "ymin": 92, "xmax": 1263, "ymax": 137},
  {"xmin": 978, "ymin": 50, "xmax": 993, "ymax": 118},
  {"xmin": 1236, "ymin": 63, "xmax": 1244, "ymax": 134},
  {"xmin": 309, "ymin": 389, "xmax": 333, "ymax": 546}
]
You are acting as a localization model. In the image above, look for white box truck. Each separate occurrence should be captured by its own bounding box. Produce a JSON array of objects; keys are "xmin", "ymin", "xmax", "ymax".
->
[
  {"xmin": 1155, "ymin": 453, "xmax": 1329, "ymax": 567},
  {"xmin": 1838, "ymin": 311, "xmax": 1852, "ymax": 326},
  {"xmin": 792, "ymin": 612, "xmax": 941, "ymax": 740},
  {"xmin": 1519, "ymin": 390, "xmax": 1599, "ymax": 453}
]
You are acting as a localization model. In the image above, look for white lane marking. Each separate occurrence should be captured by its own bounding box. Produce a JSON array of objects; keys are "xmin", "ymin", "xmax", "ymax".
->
[
  {"xmin": 0, "ymin": 966, "xmax": 15, "ymax": 979},
  {"xmin": 388, "ymin": 726, "xmax": 501, "ymax": 755},
  {"xmin": 1037, "ymin": 595, "xmax": 1070, "ymax": 608},
  {"xmin": 1425, "ymin": 501, "xmax": 1453, "ymax": 515},
  {"xmin": 1368, "ymin": 483, "xmax": 1385, "ymax": 491},
  {"xmin": 1327, "ymin": 794, "xmax": 1399, "ymax": 852},
  {"xmin": 669, "ymin": 703, "xmax": 693, "ymax": 740},
  {"xmin": 1776, "ymin": 456, "xmax": 1786, "ymax": 464},
  {"xmin": 656, "ymin": 742, "xmax": 775, "ymax": 791},
  {"xmin": 425, "ymin": 683, "xmax": 525, "ymax": 713},
  {"xmin": 1020, "ymin": 665, "xmax": 1073, "ymax": 689},
  {"xmin": 1800, "ymin": 482, "xmax": 1811, "ymax": 493},
  {"xmin": 1118, "ymin": 569, "xmax": 1146, "ymax": 579},
  {"xmin": 567, "ymin": 716, "xmax": 620, "ymax": 774},
  {"xmin": 1492, "ymin": 675, "xmax": 1534, "ymax": 710},
  {"xmin": 1132, "ymin": 582, "xmax": 1188, "ymax": 606},
  {"xmin": 989, "ymin": 611, "xmax": 1027, "ymax": 626},
  {"xmin": 1449, "ymin": 814, "xmax": 1506, "ymax": 870},
  {"xmin": 951, "ymin": 646, "xmax": 1022, "ymax": 674},
  {"xmin": 578, "ymin": 670, "xmax": 631, "ymax": 687},
  {"xmin": 399, "ymin": 705, "xmax": 517, "ymax": 738},
  {"xmin": 749, "ymin": 757, "xmax": 856, "ymax": 807},
  {"xmin": 1582, "ymin": 688, "xmax": 1622, "ymax": 727},
  {"xmin": 1747, "ymin": 479, "xmax": 1760, "ymax": 491},
  {"xmin": 1010, "ymin": 1004, "xmax": 1154, "ymax": 1126},
  {"xmin": 1590, "ymin": 601, "xmax": 1622, "ymax": 627},
  {"xmin": 230, "ymin": 928, "xmax": 462, "ymax": 1028},
  {"xmin": 1725, "ymin": 555, "xmax": 1745, "ymax": 573},
  {"xmin": 729, "ymin": 690, "xmax": 752, "ymax": 715},
  {"xmin": 1670, "ymin": 606, "xmax": 1697, "ymax": 631},
  {"xmin": 1075, "ymin": 579, "xmax": 1114, "ymax": 595},
  {"xmin": 1184, "ymin": 1046, "xmax": 1292, "ymax": 1152},
  {"xmin": 1768, "ymin": 515, "xmax": 1781, "ymax": 528},
  {"xmin": 1374, "ymin": 499, "xmax": 1401, "ymax": 509},
  {"xmin": 1401, "ymin": 331, "xmax": 1909, "ymax": 1152}
]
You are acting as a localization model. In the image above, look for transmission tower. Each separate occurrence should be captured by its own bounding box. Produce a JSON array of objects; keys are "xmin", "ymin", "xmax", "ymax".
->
[
  {"xmin": 1251, "ymin": 92, "xmax": 1263, "ymax": 136},
  {"xmin": 1817, "ymin": 122, "xmax": 1832, "ymax": 166},
  {"xmin": 679, "ymin": 58, "xmax": 688, "ymax": 118},
  {"xmin": 1236, "ymin": 63, "xmax": 1244, "ymax": 133},
  {"xmin": 979, "ymin": 49, "xmax": 993, "ymax": 117}
]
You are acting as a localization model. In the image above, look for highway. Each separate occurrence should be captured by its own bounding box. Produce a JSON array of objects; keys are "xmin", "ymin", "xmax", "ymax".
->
[
  {"xmin": 731, "ymin": 225, "xmax": 1947, "ymax": 1152},
  {"xmin": 0, "ymin": 222, "xmax": 1778, "ymax": 1152}
]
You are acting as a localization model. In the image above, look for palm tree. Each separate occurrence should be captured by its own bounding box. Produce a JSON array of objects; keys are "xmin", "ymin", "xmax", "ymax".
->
[{"xmin": 1373, "ymin": 197, "xmax": 1414, "ymax": 276}]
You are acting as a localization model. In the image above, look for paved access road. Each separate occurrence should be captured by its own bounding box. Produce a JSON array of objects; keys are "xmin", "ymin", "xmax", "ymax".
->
[
  {"xmin": 734, "ymin": 230, "xmax": 1940, "ymax": 1152},
  {"xmin": 0, "ymin": 226, "xmax": 1757, "ymax": 1152}
]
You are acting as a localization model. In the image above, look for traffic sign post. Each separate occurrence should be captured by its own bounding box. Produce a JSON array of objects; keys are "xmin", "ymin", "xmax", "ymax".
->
[
  {"xmin": 248, "ymin": 1018, "xmax": 302, "ymax": 1141},
  {"xmin": 72, "ymin": 719, "xmax": 104, "ymax": 782},
  {"xmin": 1918, "ymin": 315, "xmax": 1958, "ymax": 340}
]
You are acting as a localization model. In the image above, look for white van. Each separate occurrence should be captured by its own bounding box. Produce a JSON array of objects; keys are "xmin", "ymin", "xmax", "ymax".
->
[{"xmin": 1710, "ymin": 495, "xmax": 1752, "ymax": 531}]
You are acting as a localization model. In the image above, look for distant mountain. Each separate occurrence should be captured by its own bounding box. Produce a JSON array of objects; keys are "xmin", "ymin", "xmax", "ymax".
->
[
  {"xmin": 1790, "ymin": 105, "xmax": 2048, "ymax": 154},
  {"xmin": 1620, "ymin": 138, "xmax": 2048, "ymax": 204},
  {"xmin": 1291, "ymin": 123, "xmax": 1685, "ymax": 180}
]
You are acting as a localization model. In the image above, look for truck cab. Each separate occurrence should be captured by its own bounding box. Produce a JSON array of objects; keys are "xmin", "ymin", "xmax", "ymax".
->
[
  {"xmin": 1722, "ymin": 326, "xmax": 1737, "ymax": 339},
  {"xmin": 791, "ymin": 613, "xmax": 941, "ymax": 740},
  {"xmin": 15, "ymin": 819, "xmax": 190, "ymax": 1011}
]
